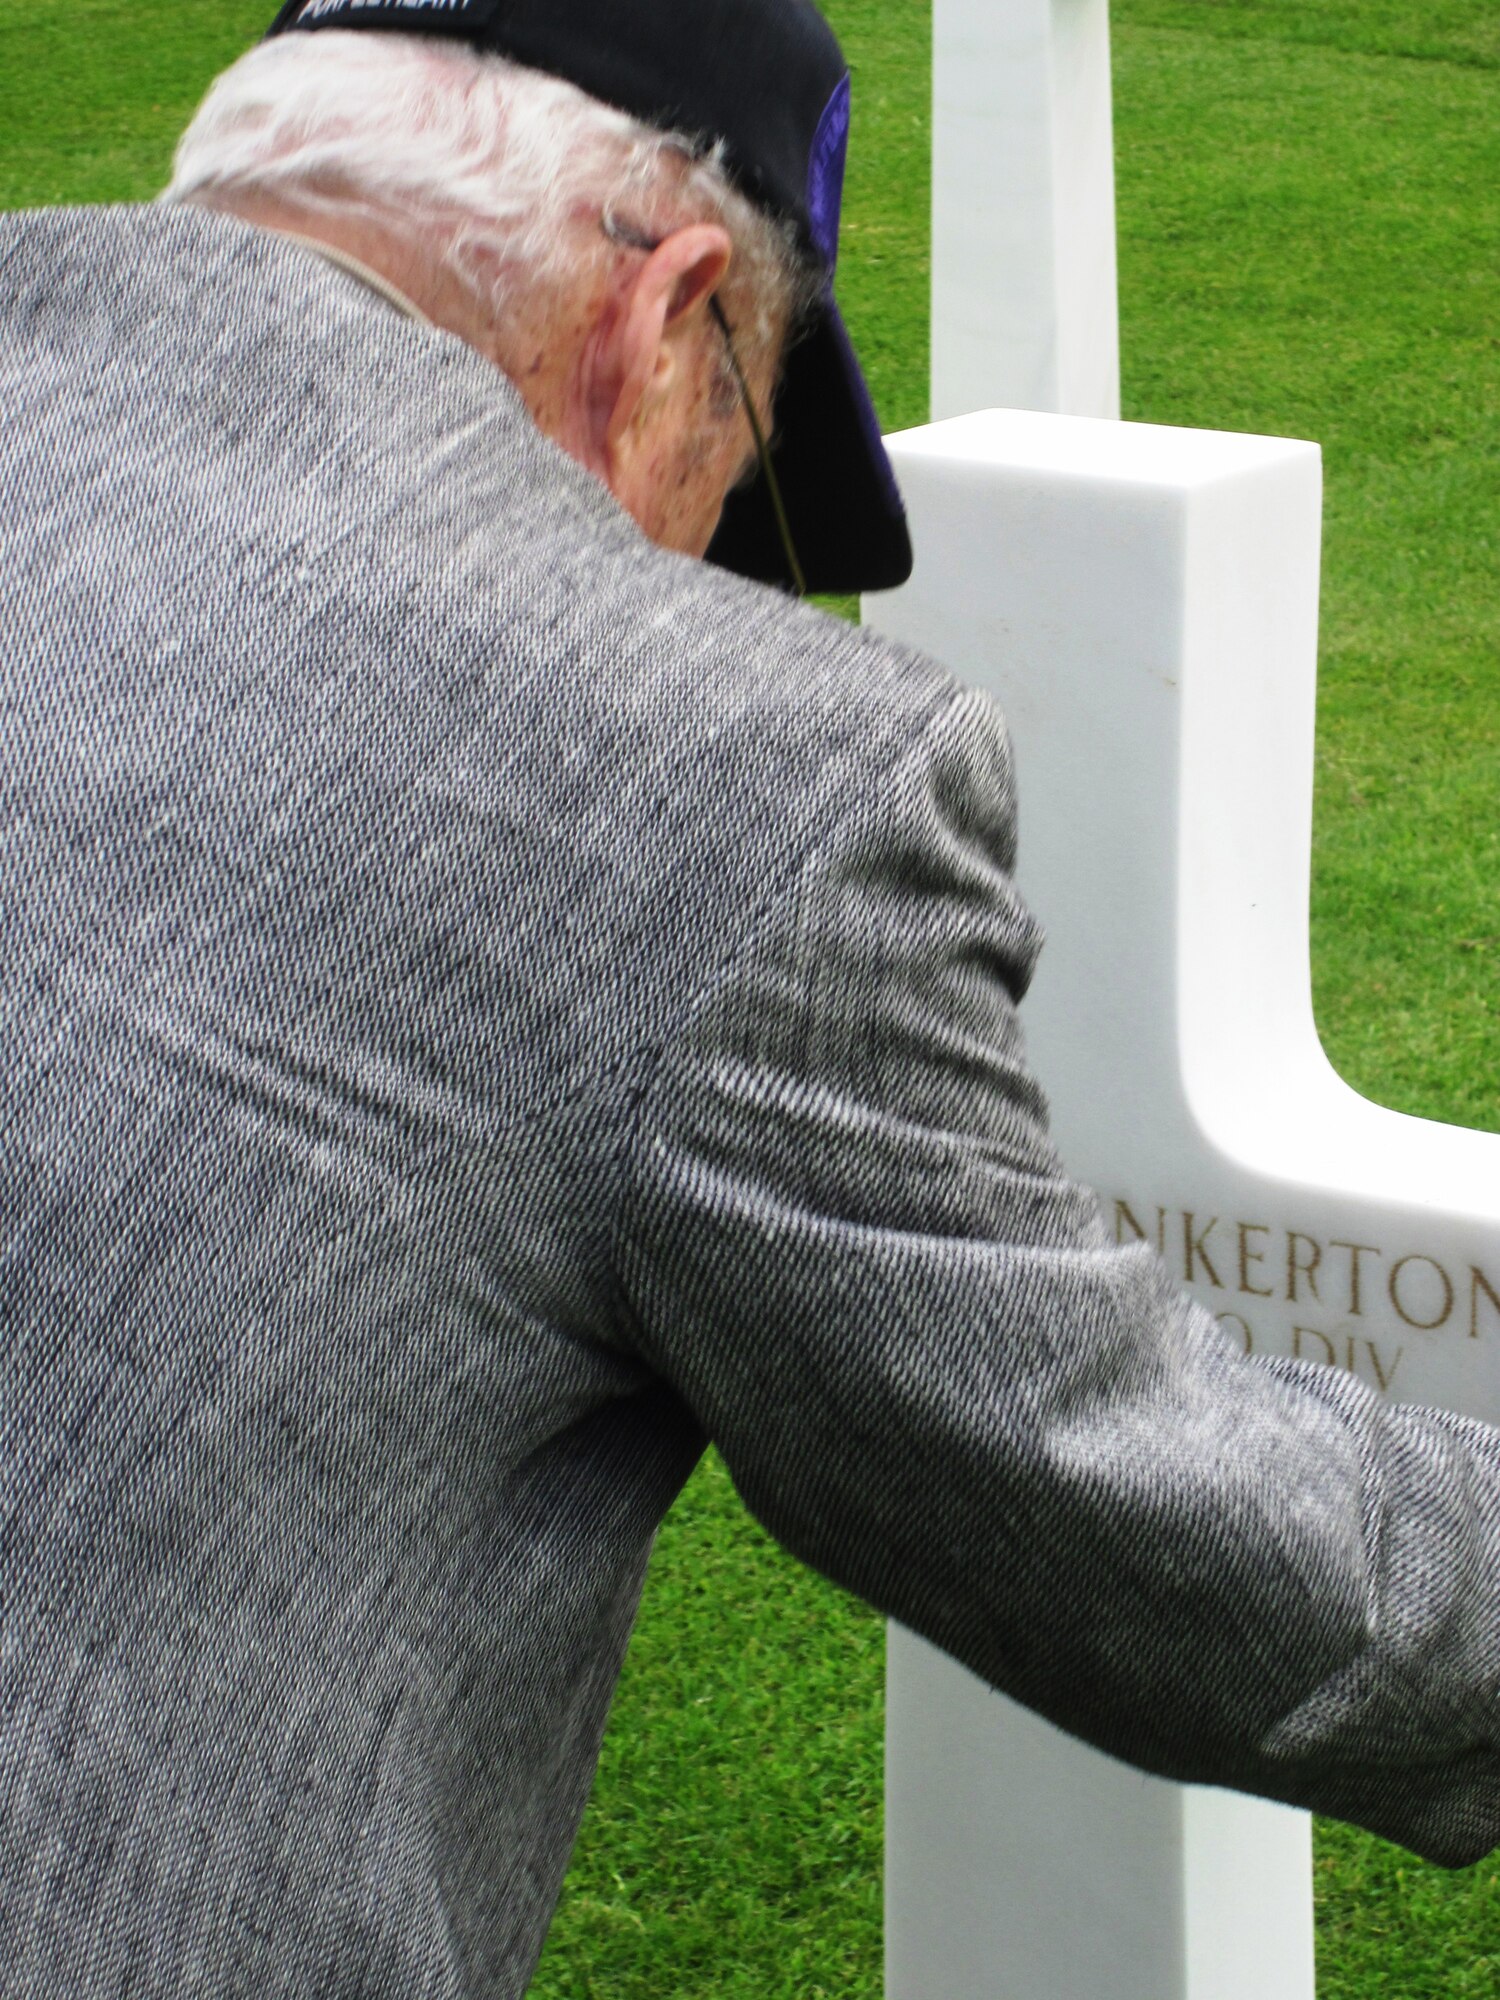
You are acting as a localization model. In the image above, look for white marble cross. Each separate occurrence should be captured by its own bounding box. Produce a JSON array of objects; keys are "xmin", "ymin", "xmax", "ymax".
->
[{"xmin": 863, "ymin": 407, "xmax": 1500, "ymax": 2000}]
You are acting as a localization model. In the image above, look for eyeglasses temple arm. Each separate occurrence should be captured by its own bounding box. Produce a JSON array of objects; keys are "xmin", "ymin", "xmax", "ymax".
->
[{"xmin": 709, "ymin": 297, "xmax": 807, "ymax": 599}]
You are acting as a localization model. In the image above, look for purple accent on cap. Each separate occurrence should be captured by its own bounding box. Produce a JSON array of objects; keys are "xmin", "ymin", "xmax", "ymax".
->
[{"xmin": 806, "ymin": 72, "xmax": 850, "ymax": 273}]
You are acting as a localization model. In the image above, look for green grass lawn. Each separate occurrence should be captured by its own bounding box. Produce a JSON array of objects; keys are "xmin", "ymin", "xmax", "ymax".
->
[{"xmin": 3, "ymin": 2, "xmax": 1497, "ymax": 1993}]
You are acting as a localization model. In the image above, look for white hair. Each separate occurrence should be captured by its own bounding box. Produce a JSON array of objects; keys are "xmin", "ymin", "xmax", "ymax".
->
[{"xmin": 163, "ymin": 31, "xmax": 819, "ymax": 381}]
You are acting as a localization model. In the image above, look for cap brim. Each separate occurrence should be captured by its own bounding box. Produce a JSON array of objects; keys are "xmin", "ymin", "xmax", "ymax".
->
[{"xmin": 706, "ymin": 294, "xmax": 912, "ymax": 597}]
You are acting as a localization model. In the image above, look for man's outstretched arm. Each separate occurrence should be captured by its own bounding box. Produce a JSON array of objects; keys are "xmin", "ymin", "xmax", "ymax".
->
[{"xmin": 614, "ymin": 682, "xmax": 1500, "ymax": 1868}]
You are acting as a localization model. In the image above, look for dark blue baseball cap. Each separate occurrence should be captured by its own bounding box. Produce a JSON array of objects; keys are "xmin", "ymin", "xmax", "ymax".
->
[{"xmin": 263, "ymin": 0, "xmax": 913, "ymax": 594}]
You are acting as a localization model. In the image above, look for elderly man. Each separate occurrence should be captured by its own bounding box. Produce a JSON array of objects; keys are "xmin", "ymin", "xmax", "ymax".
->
[{"xmin": 2, "ymin": 2, "xmax": 1499, "ymax": 1995}]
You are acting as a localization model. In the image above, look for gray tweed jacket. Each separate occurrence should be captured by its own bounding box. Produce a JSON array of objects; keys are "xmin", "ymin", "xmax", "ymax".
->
[{"xmin": 2, "ymin": 203, "xmax": 1498, "ymax": 1998}]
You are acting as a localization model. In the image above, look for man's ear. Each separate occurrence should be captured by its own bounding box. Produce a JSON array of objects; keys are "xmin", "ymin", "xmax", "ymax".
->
[{"xmin": 600, "ymin": 224, "xmax": 733, "ymax": 465}]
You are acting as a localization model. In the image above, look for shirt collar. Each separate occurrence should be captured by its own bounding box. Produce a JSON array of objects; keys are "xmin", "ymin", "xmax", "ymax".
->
[{"xmin": 270, "ymin": 228, "xmax": 431, "ymax": 326}]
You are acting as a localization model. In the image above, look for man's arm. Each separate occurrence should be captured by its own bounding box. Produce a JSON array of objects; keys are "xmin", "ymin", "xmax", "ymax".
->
[{"xmin": 612, "ymin": 683, "xmax": 1500, "ymax": 1867}]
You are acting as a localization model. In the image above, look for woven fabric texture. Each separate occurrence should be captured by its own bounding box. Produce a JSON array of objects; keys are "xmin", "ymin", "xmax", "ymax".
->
[{"xmin": 2, "ymin": 204, "xmax": 1498, "ymax": 1998}]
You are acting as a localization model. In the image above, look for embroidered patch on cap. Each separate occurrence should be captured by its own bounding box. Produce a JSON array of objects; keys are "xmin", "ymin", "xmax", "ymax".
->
[
  {"xmin": 805, "ymin": 73, "xmax": 851, "ymax": 274},
  {"xmin": 293, "ymin": 0, "xmax": 498, "ymax": 26}
]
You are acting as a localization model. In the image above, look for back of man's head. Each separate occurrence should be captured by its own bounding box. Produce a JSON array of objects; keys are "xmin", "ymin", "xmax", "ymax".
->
[
  {"xmin": 165, "ymin": 31, "xmax": 815, "ymax": 398},
  {"xmin": 161, "ymin": 1, "xmax": 913, "ymax": 595}
]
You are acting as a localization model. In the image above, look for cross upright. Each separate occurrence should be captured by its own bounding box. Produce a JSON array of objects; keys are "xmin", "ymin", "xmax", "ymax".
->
[{"xmin": 931, "ymin": 0, "xmax": 1120, "ymax": 423}]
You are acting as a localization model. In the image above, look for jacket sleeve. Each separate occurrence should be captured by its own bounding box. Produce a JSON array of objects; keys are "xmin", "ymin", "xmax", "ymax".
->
[{"xmin": 611, "ymin": 684, "xmax": 1500, "ymax": 1867}]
